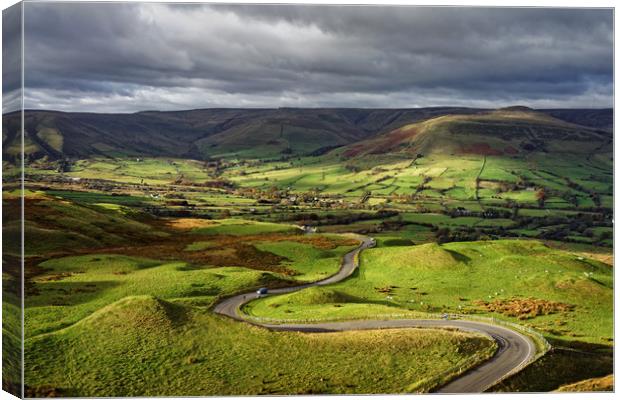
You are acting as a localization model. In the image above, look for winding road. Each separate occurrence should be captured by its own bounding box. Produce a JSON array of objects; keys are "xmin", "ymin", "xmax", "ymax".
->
[{"xmin": 213, "ymin": 236, "xmax": 537, "ymax": 393}]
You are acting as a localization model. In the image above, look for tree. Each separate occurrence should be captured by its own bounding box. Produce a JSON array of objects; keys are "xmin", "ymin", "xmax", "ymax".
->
[
  {"xmin": 535, "ymin": 188, "xmax": 547, "ymax": 208},
  {"xmin": 435, "ymin": 228, "xmax": 451, "ymax": 244},
  {"xmin": 590, "ymin": 192, "xmax": 601, "ymax": 207}
]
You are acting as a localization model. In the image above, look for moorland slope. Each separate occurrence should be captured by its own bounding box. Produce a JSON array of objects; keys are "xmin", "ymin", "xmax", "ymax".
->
[{"xmin": 2, "ymin": 107, "xmax": 611, "ymax": 161}]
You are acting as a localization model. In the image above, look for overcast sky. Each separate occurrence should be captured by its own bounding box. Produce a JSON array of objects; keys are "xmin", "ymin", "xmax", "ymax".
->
[{"xmin": 2, "ymin": 3, "xmax": 614, "ymax": 113}]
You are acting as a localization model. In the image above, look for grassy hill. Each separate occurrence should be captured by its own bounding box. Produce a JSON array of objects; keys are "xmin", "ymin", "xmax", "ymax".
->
[
  {"xmin": 2, "ymin": 190, "xmax": 167, "ymax": 257},
  {"xmin": 3, "ymin": 107, "xmax": 611, "ymax": 162},
  {"xmin": 17, "ymin": 197, "xmax": 496, "ymax": 396},
  {"xmin": 244, "ymin": 239, "xmax": 613, "ymax": 345},
  {"xmin": 25, "ymin": 296, "xmax": 495, "ymax": 396},
  {"xmin": 243, "ymin": 239, "xmax": 613, "ymax": 392},
  {"xmin": 340, "ymin": 108, "xmax": 612, "ymax": 159}
]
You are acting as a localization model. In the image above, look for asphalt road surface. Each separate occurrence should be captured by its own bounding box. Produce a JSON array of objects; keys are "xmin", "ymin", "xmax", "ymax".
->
[{"xmin": 213, "ymin": 236, "xmax": 536, "ymax": 393}]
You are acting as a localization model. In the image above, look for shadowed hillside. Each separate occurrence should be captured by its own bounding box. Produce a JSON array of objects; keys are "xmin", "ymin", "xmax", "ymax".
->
[{"xmin": 2, "ymin": 107, "xmax": 611, "ymax": 162}]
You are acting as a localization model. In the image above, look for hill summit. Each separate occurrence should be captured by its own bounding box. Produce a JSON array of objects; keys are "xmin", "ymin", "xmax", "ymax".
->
[{"xmin": 341, "ymin": 109, "xmax": 611, "ymax": 158}]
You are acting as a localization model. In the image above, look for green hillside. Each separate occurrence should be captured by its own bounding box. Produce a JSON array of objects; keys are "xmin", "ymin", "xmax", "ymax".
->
[
  {"xmin": 340, "ymin": 108, "xmax": 611, "ymax": 158},
  {"xmin": 2, "ymin": 107, "xmax": 611, "ymax": 162},
  {"xmin": 4, "ymin": 108, "xmax": 479, "ymax": 161},
  {"xmin": 244, "ymin": 240, "xmax": 613, "ymax": 345},
  {"xmin": 25, "ymin": 296, "xmax": 494, "ymax": 396}
]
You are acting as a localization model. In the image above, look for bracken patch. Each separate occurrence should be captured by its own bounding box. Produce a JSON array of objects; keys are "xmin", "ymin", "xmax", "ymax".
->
[
  {"xmin": 504, "ymin": 145, "xmax": 519, "ymax": 155},
  {"xmin": 474, "ymin": 297, "xmax": 575, "ymax": 319},
  {"xmin": 556, "ymin": 374, "xmax": 614, "ymax": 392},
  {"xmin": 236, "ymin": 233, "xmax": 360, "ymax": 249},
  {"xmin": 165, "ymin": 218, "xmax": 217, "ymax": 230},
  {"xmin": 368, "ymin": 127, "xmax": 419, "ymax": 154},
  {"xmin": 459, "ymin": 143, "xmax": 503, "ymax": 156}
]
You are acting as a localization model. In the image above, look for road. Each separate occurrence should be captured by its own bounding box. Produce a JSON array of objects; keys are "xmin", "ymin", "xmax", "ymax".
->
[{"xmin": 213, "ymin": 236, "xmax": 536, "ymax": 393}]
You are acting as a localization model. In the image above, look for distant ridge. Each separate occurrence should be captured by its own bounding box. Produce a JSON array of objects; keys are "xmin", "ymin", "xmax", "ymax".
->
[
  {"xmin": 2, "ymin": 107, "xmax": 612, "ymax": 162},
  {"xmin": 498, "ymin": 105, "xmax": 534, "ymax": 112}
]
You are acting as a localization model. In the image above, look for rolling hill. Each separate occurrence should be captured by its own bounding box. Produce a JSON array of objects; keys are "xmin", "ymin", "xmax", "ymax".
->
[
  {"xmin": 340, "ymin": 107, "xmax": 613, "ymax": 159},
  {"xmin": 1, "ymin": 107, "xmax": 478, "ymax": 162},
  {"xmin": 2, "ymin": 107, "xmax": 612, "ymax": 162}
]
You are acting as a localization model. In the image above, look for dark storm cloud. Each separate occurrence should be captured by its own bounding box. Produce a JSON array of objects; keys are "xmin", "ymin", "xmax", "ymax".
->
[
  {"xmin": 17, "ymin": 2, "xmax": 613, "ymax": 112},
  {"xmin": 3, "ymin": 3, "xmax": 22, "ymax": 113}
]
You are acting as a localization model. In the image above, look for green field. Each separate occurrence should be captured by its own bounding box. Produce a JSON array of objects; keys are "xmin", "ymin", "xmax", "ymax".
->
[
  {"xmin": 224, "ymin": 152, "xmax": 611, "ymax": 210},
  {"xmin": 189, "ymin": 219, "xmax": 299, "ymax": 236},
  {"xmin": 46, "ymin": 190, "xmax": 148, "ymax": 206},
  {"xmin": 66, "ymin": 158, "xmax": 212, "ymax": 185},
  {"xmin": 245, "ymin": 240, "xmax": 613, "ymax": 345},
  {"xmin": 26, "ymin": 254, "xmax": 288, "ymax": 337},
  {"xmin": 25, "ymin": 296, "xmax": 495, "ymax": 396},
  {"xmin": 253, "ymin": 240, "xmax": 358, "ymax": 282}
]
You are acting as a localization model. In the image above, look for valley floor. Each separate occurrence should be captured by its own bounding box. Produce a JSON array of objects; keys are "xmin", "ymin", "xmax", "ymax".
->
[{"xmin": 2, "ymin": 145, "xmax": 614, "ymax": 395}]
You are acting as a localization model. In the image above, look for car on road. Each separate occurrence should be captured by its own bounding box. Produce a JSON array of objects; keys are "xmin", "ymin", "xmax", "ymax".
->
[{"xmin": 256, "ymin": 287, "xmax": 269, "ymax": 296}]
